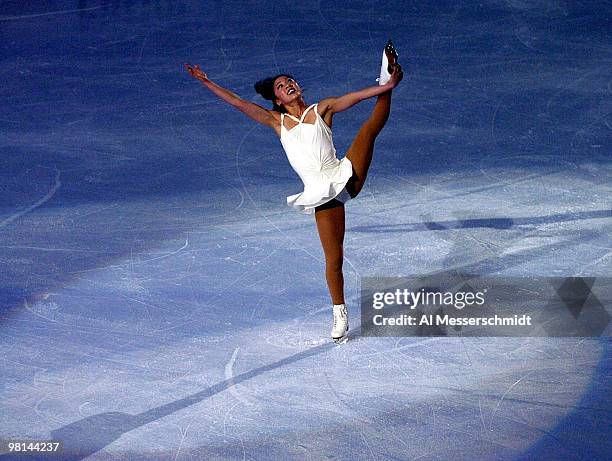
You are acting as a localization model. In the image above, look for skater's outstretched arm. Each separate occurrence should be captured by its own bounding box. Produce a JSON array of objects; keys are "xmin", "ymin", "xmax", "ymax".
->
[
  {"xmin": 319, "ymin": 65, "xmax": 403, "ymax": 117},
  {"xmin": 185, "ymin": 63, "xmax": 276, "ymax": 128}
]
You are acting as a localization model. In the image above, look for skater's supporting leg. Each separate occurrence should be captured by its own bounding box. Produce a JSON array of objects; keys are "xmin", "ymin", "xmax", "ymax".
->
[
  {"xmin": 345, "ymin": 90, "xmax": 393, "ymax": 198},
  {"xmin": 314, "ymin": 200, "xmax": 346, "ymax": 305}
]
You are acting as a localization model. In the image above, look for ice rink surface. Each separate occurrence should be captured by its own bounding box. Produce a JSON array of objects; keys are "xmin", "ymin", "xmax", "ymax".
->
[{"xmin": 0, "ymin": 0, "xmax": 611, "ymax": 459}]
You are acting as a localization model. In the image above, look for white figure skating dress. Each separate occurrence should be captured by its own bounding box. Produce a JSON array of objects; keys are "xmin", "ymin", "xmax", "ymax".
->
[{"xmin": 280, "ymin": 103, "xmax": 353, "ymax": 214}]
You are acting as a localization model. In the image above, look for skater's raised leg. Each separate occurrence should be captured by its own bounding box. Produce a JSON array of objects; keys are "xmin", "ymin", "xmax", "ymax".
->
[
  {"xmin": 345, "ymin": 42, "xmax": 402, "ymax": 198},
  {"xmin": 344, "ymin": 90, "xmax": 393, "ymax": 198}
]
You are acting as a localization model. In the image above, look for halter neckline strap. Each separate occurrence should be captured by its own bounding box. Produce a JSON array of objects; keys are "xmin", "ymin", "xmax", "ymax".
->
[{"xmin": 281, "ymin": 103, "xmax": 318, "ymax": 125}]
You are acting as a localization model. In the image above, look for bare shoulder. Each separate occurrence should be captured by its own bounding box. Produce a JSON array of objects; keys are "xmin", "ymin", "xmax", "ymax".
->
[
  {"xmin": 266, "ymin": 109, "xmax": 282, "ymax": 125},
  {"xmin": 265, "ymin": 109, "xmax": 282, "ymax": 137},
  {"xmin": 260, "ymin": 108, "xmax": 280, "ymax": 127},
  {"xmin": 317, "ymin": 98, "xmax": 337, "ymax": 116},
  {"xmin": 317, "ymin": 98, "xmax": 337, "ymax": 128}
]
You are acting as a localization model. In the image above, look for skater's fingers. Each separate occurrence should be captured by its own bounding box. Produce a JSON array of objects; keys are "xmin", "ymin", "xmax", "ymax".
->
[{"xmin": 185, "ymin": 63, "xmax": 207, "ymax": 80}]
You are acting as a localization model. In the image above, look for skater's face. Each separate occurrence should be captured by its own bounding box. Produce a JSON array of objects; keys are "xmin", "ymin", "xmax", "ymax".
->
[{"xmin": 273, "ymin": 75, "xmax": 301, "ymax": 106}]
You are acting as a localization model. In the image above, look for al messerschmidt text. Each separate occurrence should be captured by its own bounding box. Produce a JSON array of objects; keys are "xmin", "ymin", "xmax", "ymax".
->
[{"xmin": 372, "ymin": 314, "xmax": 532, "ymax": 326}]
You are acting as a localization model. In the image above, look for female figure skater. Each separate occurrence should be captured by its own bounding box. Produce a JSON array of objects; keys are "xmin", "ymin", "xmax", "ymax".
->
[{"xmin": 185, "ymin": 41, "xmax": 403, "ymax": 343}]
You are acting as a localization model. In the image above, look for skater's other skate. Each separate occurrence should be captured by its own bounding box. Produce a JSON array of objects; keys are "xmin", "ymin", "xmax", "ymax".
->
[
  {"xmin": 331, "ymin": 304, "xmax": 349, "ymax": 344},
  {"xmin": 377, "ymin": 39, "xmax": 400, "ymax": 86}
]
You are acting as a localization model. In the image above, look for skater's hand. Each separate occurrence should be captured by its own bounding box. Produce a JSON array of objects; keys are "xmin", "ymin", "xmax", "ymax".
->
[
  {"xmin": 185, "ymin": 63, "xmax": 208, "ymax": 82},
  {"xmin": 388, "ymin": 64, "xmax": 403, "ymax": 88}
]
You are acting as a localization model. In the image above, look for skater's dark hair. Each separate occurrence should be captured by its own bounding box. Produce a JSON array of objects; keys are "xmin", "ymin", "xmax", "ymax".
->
[{"xmin": 254, "ymin": 74, "xmax": 296, "ymax": 113}]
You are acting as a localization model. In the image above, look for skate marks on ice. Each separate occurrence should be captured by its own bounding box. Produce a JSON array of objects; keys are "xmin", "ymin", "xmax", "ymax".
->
[
  {"xmin": 0, "ymin": 4, "xmax": 108, "ymax": 22},
  {"xmin": 0, "ymin": 342, "xmax": 339, "ymax": 461},
  {"xmin": 224, "ymin": 347, "xmax": 253, "ymax": 406},
  {"xmin": 349, "ymin": 208, "xmax": 612, "ymax": 234},
  {"xmin": 0, "ymin": 168, "xmax": 61, "ymax": 229},
  {"xmin": 2, "ymin": 202, "xmax": 603, "ymax": 459},
  {"xmin": 21, "ymin": 233, "xmax": 590, "ymax": 460}
]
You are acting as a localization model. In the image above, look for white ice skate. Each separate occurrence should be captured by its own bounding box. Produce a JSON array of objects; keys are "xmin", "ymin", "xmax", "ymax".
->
[
  {"xmin": 331, "ymin": 304, "xmax": 349, "ymax": 344},
  {"xmin": 377, "ymin": 39, "xmax": 399, "ymax": 86}
]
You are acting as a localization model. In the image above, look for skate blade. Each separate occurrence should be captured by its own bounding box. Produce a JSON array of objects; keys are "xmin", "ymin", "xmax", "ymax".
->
[{"xmin": 333, "ymin": 332, "xmax": 349, "ymax": 345}]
